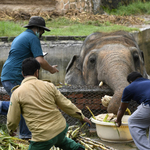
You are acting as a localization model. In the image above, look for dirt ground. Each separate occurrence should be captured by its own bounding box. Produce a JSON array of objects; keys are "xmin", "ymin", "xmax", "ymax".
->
[{"xmin": 0, "ymin": 4, "xmax": 149, "ymax": 27}]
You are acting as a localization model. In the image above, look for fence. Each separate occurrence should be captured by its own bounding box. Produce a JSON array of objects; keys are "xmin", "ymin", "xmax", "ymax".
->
[{"xmin": 0, "ymin": 85, "xmax": 138, "ymax": 127}]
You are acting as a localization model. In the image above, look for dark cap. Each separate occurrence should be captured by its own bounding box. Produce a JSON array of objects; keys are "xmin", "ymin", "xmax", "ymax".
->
[{"xmin": 23, "ymin": 16, "xmax": 50, "ymax": 31}]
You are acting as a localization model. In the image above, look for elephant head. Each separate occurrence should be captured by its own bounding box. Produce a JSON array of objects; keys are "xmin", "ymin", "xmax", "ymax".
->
[{"xmin": 65, "ymin": 30, "xmax": 148, "ymax": 114}]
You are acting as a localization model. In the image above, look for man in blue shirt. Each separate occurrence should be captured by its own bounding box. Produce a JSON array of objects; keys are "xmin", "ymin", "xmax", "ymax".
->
[
  {"xmin": 0, "ymin": 16, "xmax": 59, "ymax": 139},
  {"xmin": 116, "ymin": 71, "xmax": 150, "ymax": 150}
]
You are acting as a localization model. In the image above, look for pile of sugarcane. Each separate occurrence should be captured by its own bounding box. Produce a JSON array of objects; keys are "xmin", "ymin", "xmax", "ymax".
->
[
  {"xmin": 50, "ymin": 124, "xmax": 117, "ymax": 150},
  {"xmin": 0, "ymin": 129, "xmax": 29, "ymax": 150},
  {"xmin": 0, "ymin": 124, "xmax": 116, "ymax": 150}
]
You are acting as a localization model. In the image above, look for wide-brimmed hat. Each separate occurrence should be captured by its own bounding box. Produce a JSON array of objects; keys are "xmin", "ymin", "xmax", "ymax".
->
[{"xmin": 23, "ymin": 16, "xmax": 50, "ymax": 31}]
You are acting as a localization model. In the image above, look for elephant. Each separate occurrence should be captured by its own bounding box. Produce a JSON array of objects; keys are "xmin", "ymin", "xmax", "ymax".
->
[{"xmin": 65, "ymin": 30, "xmax": 149, "ymax": 114}]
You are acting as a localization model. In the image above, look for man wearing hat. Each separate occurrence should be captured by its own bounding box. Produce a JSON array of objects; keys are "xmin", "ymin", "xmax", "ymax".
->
[{"xmin": 0, "ymin": 16, "xmax": 59, "ymax": 140}]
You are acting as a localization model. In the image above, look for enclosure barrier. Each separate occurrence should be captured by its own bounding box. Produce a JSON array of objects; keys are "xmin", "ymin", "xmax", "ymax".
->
[{"xmin": 0, "ymin": 85, "xmax": 138, "ymax": 126}]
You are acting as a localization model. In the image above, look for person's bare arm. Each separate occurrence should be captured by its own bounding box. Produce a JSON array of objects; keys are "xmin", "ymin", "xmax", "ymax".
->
[
  {"xmin": 36, "ymin": 56, "xmax": 59, "ymax": 74},
  {"xmin": 116, "ymin": 102, "xmax": 129, "ymax": 127}
]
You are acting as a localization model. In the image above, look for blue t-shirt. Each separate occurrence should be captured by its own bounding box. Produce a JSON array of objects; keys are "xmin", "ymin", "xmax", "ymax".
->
[
  {"xmin": 121, "ymin": 77, "xmax": 150, "ymax": 105},
  {"xmin": 1, "ymin": 29, "xmax": 43, "ymax": 83}
]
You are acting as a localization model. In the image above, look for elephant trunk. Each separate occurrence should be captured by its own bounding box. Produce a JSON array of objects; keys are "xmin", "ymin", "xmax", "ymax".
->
[
  {"xmin": 105, "ymin": 73, "xmax": 129, "ymax": 114},
  {"xmin": 107, "ymin": 90, "xmax": 125, "ymax": 114},
  {"xmin": 98, "ymin": 50, "xmax": 133, "ymax": 114}
]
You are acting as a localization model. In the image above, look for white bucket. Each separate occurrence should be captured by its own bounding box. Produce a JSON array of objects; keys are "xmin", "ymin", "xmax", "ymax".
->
[{"xmin": 91, "ymin": 114, "xmax": 133, "ymax": 143}]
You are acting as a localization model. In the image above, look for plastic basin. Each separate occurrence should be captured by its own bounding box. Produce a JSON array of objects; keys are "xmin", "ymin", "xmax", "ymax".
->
[{"xmin": 91, "ymin": 114, "xmax": 133, "ymax": 143}]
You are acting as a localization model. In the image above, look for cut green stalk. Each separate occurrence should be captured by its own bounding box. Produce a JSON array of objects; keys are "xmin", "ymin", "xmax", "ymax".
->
[
  {"xmin": 86, "ymin": 106, "xmax": 96, "ymax": 119},
  {"xmin": 0, "ymin": 129, "xmax": 29, "ymax": 150},
  {"xmin": 103, "ymin": 114, "xmax": 108, "ymax": 122},
  {"xmin": 114, "ymin": 122, "xmax": 120, "ymax": 137}
]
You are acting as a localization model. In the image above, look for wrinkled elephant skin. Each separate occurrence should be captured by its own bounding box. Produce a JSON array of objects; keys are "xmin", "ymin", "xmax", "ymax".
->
[{"xmin": 65, "ymin": 30, "xmax": 148, "ymax": 114}]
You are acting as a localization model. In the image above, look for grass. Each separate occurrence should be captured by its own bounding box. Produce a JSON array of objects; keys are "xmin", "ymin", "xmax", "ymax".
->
[
  {"xmin": 0, "ymin": 21, "xmax": 26, "ymax": 37},
  {"xmin": 0, "ymin": 19, "xmax": 139, "ymax": 37},
  {"xmin": 1, "ymin": 1, "xmax": 150, "ymax": 37},
  {"xmin": 44, "ymin": 18, "xmax": 139, "ymax": 36},
  {"xmin": 45, "ymin": 24, "xmax": 139, "ymax": 36},
  {"xmin": 104, "ymin": 1, "xmax": 150, "ymax": 16}
]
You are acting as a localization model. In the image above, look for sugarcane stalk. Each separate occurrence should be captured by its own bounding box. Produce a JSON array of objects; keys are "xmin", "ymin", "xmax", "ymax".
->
[
  {"xmin": 71, "ymin": 122, "xmax": 87, "ymax": 139},
  {"xmin": 86, "ymin": 106, "xmax": 96, "ymax": 119},
  {"xmin": 0, "ymin": 130, "xmax": 29, "ymax": 150},
  {"xmin": 103, "ymin": 114, "xmax": 108, "ymax": 122},
  {"xmin": 77, "ymin": 140, "xmax": 93, "ymax": 150},
  {"xmin": 66, "ymin": 129, "xmax": 72, "ymax": 138},
  {"xmin": 68, "ymin": 125, "xmax": 79, "ymax": 130},
  {"xmin": 80, "ymin": 138, "xmax": 102, "ymax": 149},
  {"xmin": 80, "ymin": 133, "xmax": 86, "ymax": 136},
  {"xmin": 78, "ymin": 137, "xmax": 106, "ymax": 149},
  {"xmin": 80, "ymin": 122, "xmax": 86, "ymax": 129},
  {"xmin": 114, "ymin": 122, "xmax": 120, "ymax": 137},
  {"xmin": 71, "ymin": 127, "xmax": 80, "ymax": 139},
  {"xmin": 79, "ymin": 136, "xmax": 117, "ymax": 150},
  {"xmin": 67, "ymin": 124, "xmax": 117, "ymax": 150}
]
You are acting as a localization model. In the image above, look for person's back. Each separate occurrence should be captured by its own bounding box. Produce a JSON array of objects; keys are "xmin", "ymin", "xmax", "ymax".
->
[
  {"xmin": 1, "ymin": 29, "xmax": 43, "ymax": 83},
  {"xmin": 7, "ymin": 57, "xmax": 91, "ymax": 150},
  {"xmin": 122, "ymin": 77, "xmax": 150, "ymax": 105},
  {"xmin": 12, "ymin": 77, "xmax": 66, "ymax": 141}
]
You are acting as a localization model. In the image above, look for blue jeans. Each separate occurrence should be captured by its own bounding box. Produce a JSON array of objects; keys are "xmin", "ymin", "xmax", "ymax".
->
[{"xmin": 1, "ymin": 80, "xmax": 31, "ymax": 139}]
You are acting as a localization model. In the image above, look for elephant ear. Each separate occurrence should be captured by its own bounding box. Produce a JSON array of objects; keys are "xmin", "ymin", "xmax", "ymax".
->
[
  {"xmin": 140, "ymin": 51, "xmax": 145, "ymax": 62},
  {"xmin": 66, "ymin": 55, "xmax": 81, "ymax": 73},
  {"xmin": 65, "ymin": 55, "xmax": 84, "ymax": 85}
]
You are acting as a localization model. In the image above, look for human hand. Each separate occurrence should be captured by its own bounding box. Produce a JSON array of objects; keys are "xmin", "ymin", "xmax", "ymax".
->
[
  {"xmin": 51, "ymin": 65, "xmax": 59, "ymax": 73},
  {"xmin": 9, "ymin": 130, "xmax": 17, "ymax": 137},
  {"xmin": 115, "ymin": 119, "xmax": 121, "ymax": 127},
  {"xmin": 83, "ymin": 117, "xmax": 92, "ymax": 127}
]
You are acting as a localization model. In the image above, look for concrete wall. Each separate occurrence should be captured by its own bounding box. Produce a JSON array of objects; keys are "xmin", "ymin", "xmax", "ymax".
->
[
  {"xmin": 132, "ymin": 28, "xmax": 150, "ymax": 74},
  {"xmin": 1, "ymin": 28, "xmax": 150, "ymax": 85},
  {"xmin": 0, "ymin": 40, "xmax": 83, "ymax": 85}
]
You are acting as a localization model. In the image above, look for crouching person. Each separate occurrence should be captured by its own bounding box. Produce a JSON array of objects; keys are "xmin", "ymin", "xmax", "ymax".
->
[{"xmin": 7, "ymin": 57, "xmax": 91, "ymax": 150}]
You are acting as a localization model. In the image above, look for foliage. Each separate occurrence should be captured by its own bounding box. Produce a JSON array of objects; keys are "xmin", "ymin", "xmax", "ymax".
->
[
  {"xmin": 0, "ymin": 124, "xmax": 29, "ymax": 150},
  {"xmin": 104, "ymin": 1, "xmax": 150, "ymax": 15}
]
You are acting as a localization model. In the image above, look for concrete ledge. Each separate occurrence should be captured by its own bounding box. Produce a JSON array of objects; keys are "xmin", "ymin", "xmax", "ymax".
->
[{"xmin": 0, "ymin": 36, "xmax": 87, "ymax": 42}]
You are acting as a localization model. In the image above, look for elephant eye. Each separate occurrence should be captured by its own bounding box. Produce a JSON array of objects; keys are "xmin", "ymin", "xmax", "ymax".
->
[
  {"xmin": 87, "ymin": 53, "xmax": 97, "ymax": 69},
  {"xmin": 133, "ymin": 52, "xmax": 139, "ymax": 61},
  {"xmin": 133, "ymin": 52, "xmax": 140, "ymax": 70},
  {"xmin": 90, "ymin": 57, "xmax": 96, "ymax": 63},
  {"xmin": 89, "ymin": 53, "xmax": 96, "ymax": 64}
]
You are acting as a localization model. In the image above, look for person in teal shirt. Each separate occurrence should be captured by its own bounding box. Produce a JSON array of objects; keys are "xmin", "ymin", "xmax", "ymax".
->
[{"xmin": 0, "ymin": 16, "xmax": 59, "ymax": 139}]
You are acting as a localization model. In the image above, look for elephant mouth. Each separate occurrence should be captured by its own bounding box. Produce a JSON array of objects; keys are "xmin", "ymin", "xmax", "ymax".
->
[{"xmin": 98, "ymin": 81, "xmax": 112, "ymax": 90}]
